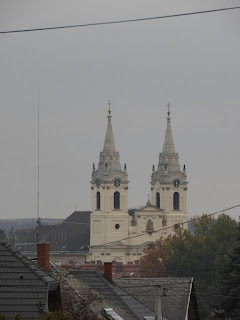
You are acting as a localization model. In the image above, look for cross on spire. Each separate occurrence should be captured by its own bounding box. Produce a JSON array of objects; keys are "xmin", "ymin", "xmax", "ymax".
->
[
  {"xmin": 167, "ymin": 102, "xmax": 170, "ymax": 117},
  {"xmin": 108, "ymin": 100, "xmax": 112, "ymax": 116}
]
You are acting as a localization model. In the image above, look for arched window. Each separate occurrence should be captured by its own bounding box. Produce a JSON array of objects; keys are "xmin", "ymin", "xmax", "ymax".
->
[
  {"xmin": 173, "ymin": 192, "xmax": 180, "ymax": 210},
  {"xmin": 156, "ymin": 192, "xmax": 160, "ymax": 208},
  {"xmin": 114, "ymin": 191, "xmax": 120, "ymax": 209},
  {"xmin": 96, "ymin": 192, "xmax": 100, "ymax": 210}
]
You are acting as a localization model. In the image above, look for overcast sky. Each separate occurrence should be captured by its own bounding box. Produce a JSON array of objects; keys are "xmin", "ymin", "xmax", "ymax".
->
[{"xmin": 0, "ymin": 0, "xmax": 239, "ymax": 221}]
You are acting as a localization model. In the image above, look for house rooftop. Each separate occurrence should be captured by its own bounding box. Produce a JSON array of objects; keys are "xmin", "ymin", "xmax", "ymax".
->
[
  {"xmin": 70, "ymin": 270, "xmax": 154, "ymax": 320},
  {"xmin": 115, "ymin": 278, "xmax": 196, "ymax": 320},
  {"xmin": 0, "ymin": 241, "xmax": 59, "ymax": 320}
]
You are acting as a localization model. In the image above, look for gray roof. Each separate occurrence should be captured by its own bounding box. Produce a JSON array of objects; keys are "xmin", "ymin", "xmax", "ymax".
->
[
  {"xmin": 18, "ymin": 211, "xmax": 90, "ymax": 253},
  {"xmin": 114, "ymin": 278, "xmax": 193, "ymax": 320},
  {"xmin": 70, "ymin": 270, "xmax": 154, "ymax": 320},
  {"xmin": 0, "ymin": 241, "xmax": 58, "ymax": 320}
]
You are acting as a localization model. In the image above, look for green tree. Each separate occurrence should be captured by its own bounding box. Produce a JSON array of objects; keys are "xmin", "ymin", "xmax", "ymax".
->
[
  {"xmin": 164, "ymin": 214, "xmax": 238, "ymax": 319},
  {"xmin": 40, "ymin": 311, "xmax": 72, "ymax": 320},
  {"xmin": 216, "ymin": 225, "xmax": 240, "ymax": 319},
  {"xmin": 139, "ymin": 214, "xmax": 239, "ymax": 319}
]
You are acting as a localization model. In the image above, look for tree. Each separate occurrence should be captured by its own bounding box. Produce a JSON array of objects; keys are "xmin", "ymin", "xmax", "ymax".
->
[
  {"xmin": 40, "ymin": 311, "xmax": 72, "ymax": 320},
  {"xmin": 165, "ymin": 214, "xmax": 238, "ymax": 318},
  {"xmin": 7, "ymin": 226, "xmax": 15, "ymax": 245},
  {"xmin": 140, "ymin": 235, "xmax": 172, "ymax": 277},
  {"xmin": 139, "ymin": 214, "xmax": 239, "ymax": 319},
  {"xmin": 216, "ymin": 224, "xmax": 240, "ymax": 319},
  {"xmin": 0, "ymin": 315, "xmax": 22, "ymax": 320},
  {"xmin": 0, "ymin": 229, "xmax": 6, "ymax": 241}
]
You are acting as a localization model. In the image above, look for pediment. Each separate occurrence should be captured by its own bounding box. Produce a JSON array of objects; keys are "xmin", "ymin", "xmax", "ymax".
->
[
  {"xmin": 135, "ymin": 205, "xmax": 163, "ymax": 213},
  {"xmin": 109, "ymin": 241, "xmax": 127, "ymax": 248}
]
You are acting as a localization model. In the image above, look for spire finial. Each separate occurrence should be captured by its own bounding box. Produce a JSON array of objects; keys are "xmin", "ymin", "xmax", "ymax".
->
[
  {"xmin": 146, "ymin": 194, "xmax": 151, "ymax": 206},
  {"xmin": 167, "ymin": 102, "xmax": 170, "ymax": 117},
  {"xmin": 108, "ymin": 100, "xmax": 112, "ymax": 117}
]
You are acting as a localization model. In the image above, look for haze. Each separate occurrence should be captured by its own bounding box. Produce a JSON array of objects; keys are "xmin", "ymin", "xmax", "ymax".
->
[{"xmin": 0, "ymin": 0, "xmax": 239, "ymax": 220}]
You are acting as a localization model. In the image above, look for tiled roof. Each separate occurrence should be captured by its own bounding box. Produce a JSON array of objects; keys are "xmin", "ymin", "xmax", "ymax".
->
[
  {"xmin": 115, "ymin": 278, "xmax": 193, "ymax": 320},
  {"xmin": 0, "ymin": 241, "xmax": 58, "ymax": 320},
  {"xmin": 17, "ymin": 211, "xmax": 90, "ymax": 253},
  {"xmin": 70, "ymin": 270, "xmax": 154, "ymax": 320}
]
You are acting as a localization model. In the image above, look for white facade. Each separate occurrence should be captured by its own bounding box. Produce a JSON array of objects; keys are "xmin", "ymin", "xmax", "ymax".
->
[{"xmin": 88, "ymin": 106, "xmax": 188, "ymax": 263}]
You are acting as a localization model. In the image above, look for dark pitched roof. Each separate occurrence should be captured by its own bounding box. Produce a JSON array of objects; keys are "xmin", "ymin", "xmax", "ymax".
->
[
  {"xmin": 16, "ymin": 224, "xmax": 56, "ymax": 252},
  {"xmin": 18, "ymin": 211, "xmax": 90, "ymax": 253},
  {"xmin": 70, "ymin": 270, "xmax": 154, "ymax": 320},
  {"xmin": 46, "ymin": 211, "xmax": 90, "ymax": 252},
  {"xmin": 114, "ymin": 278, "xmax": 193, "ymax": 320},
  {"xmin": 0, "ymin": 241, "xmax": 58, "ymax": 320}
]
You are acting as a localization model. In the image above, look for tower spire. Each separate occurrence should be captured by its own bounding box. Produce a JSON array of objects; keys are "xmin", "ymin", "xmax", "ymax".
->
[
  {"xmin": 93, "ymin": 101, "xmax": 125, "ymax": 176},
  {"xmin": 162, "ymin": 102, "xmax": 176, "ymax": 155},
  {"xmin": 103, "ymin": 100, "xmax": 116, "ymax": 153}
]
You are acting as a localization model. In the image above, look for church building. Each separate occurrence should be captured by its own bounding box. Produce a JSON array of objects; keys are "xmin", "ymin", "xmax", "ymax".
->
[{"xmin": 88, "ymin": 104, "xmax": 188, "ymax": 264}]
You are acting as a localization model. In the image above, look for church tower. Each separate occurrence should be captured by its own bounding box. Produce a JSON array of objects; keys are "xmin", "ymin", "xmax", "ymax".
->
[
  {"xmin": 89, "ymin": 103, "xmax": 130, "ymax": 263},
  {"xmin": 151, "ymin": 105, "xmax": 188, "ymax": 230}
]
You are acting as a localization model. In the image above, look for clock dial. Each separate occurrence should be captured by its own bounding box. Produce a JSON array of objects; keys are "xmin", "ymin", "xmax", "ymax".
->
[
  {"xmin": 173, "ymin": 179, "xmax": 180, "ymax": 188},
  {"xmin": 114, "ymin": 179, "xmax": 121, "ymax": 187},
  {"xmin": 95, "ymin": 179, "xmax": 100, "ymax": 187}
]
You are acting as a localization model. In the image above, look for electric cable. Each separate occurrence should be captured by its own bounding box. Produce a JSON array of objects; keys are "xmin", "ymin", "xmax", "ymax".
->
[{"xmin": 0, "ymin": 7, "xmax": 239, "ymax": 35}]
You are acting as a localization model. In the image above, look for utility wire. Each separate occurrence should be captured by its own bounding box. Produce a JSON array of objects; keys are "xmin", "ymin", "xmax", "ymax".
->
[
  {"xmin": 0, "ymin": 7, "xmax": 239, "ymax": 35},
  {"xmin": 91, "ymin": 204, "xmax": 240, "ymax": 248},
  {"xmin": 15, "ymin": 204, "xmax": 239, "ymax": 250}
]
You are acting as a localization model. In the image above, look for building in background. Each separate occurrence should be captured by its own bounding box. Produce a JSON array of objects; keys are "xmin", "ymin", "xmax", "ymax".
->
[
  {"xmin": 18, "ymin": 103, "xmax": 188, "ymax": 266},
  {"xmin": 89, "ymin": 104, "xmax": 188, "ymax": 263}
]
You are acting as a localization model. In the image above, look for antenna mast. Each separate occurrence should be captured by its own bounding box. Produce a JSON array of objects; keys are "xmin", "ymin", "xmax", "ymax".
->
[{"xmin": 36, "ymin": 88, "xmax": 40, "ymax": 244}]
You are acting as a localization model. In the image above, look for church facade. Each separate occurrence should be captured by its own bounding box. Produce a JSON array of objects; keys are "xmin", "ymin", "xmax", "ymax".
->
[{"xmin": 88, "ymin": 105, "xmax": 188, "ymax": 263}]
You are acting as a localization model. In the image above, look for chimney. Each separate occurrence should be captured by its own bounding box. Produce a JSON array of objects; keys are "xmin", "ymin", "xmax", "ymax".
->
[
  {"xmin": 104, "ymin": 262, "xmax": 113, "ymax": 281},
  {"xmin": 37, "ymin": 242, "xmax": 50, "ymax": 271}
]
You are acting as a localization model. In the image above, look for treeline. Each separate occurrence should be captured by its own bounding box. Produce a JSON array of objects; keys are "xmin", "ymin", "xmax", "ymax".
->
[
  {"xmin": 0, "ymin": 226, "xmax": 34, "ymax": 245},
  {"xmin": 0, "ymin": 218, "xmax": 63, "ymax": 232},
  {"xmin": 140, "ymin": 214, "xmax": 240, "ymax": 319}
]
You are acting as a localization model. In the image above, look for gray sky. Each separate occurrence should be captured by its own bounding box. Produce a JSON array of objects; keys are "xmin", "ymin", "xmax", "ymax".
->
[{"xmin": 0, "ymin": 0, "xmax": 239, "ymax": 221}]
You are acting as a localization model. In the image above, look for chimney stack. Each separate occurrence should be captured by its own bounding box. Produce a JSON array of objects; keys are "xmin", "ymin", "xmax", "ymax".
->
[
  {"xmin": 37, "ymin": 242, "xmax": 50, "ymax": 271},
  {"xmin": 104, "ymin": 262, "xmax": 113, "ymax": 281}
]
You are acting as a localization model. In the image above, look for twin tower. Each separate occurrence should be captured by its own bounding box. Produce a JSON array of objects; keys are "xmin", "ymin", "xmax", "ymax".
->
[{"xmin": 88, "ymin": 105, "xmax": 188, "ymax": 264}]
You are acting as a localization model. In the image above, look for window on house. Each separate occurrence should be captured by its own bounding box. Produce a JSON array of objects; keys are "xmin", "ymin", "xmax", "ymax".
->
[
  {"xmin": 114, "ymin": 191, "xmax": 120, "ymax": 209},
  {"xmin": 173, "ymin": 192, "xmax": 180, "ymax": 210},
  {"xmin": 96, "ymin": 191, "xmax": 100, "ymax": 210},
  {"xmin": 156, "ymin": 192, "xmax": 160, "ymax": 208}
]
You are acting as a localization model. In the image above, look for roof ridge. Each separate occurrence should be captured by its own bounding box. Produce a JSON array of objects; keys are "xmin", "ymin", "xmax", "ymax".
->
[
  {"xmin": 113, "ymin": 282, "xmax": 154, "ymax": 319},
  {"xmin": 0, "ymin": 241, "xmax": 57, "ymax": 285}
]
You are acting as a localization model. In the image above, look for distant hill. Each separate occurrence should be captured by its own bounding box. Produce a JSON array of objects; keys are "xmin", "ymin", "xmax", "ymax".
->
[{"xmin": 0, "ymin": 218, "xmax": 63, "ymax": 232}]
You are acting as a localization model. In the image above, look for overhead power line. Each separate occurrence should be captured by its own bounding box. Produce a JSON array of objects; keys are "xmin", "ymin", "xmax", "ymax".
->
[
  {"xmin": 91, "ymin": 204, "xmax": 240, "ymax": 247},
  {"xmin": 0, "ymin": 7, "xmax": 239, "ymax": 35}
]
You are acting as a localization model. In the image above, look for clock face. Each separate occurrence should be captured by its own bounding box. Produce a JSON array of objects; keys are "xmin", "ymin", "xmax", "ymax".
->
[
  {"xmin": 114, "ymin": 179, "xmax": 121, "ymax": 187},
  {"xmin": 95, "ymin": 179, "xmax": 100, "ymax": 187},
  {"xmin": 173, "ymin": 179, "xmax": 180, "ymax": 188}
]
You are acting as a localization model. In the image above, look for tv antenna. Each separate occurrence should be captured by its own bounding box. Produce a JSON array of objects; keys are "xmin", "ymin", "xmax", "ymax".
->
[{"xmin": 36, "ymin": 88, "xmax": 40, "ymax": 244}]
